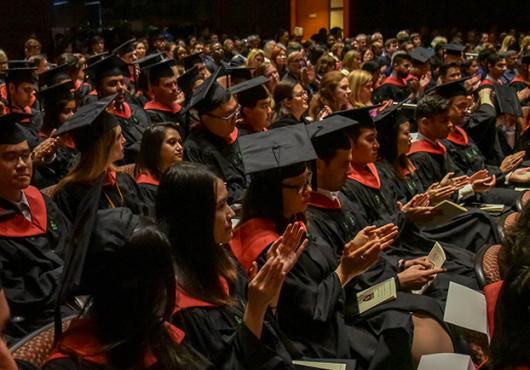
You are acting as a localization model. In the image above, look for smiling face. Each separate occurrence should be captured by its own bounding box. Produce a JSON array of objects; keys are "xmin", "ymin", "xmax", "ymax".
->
[
  {"xmin": 284, "ymin": 83, "xmax": 308, "ymax": 120},
  {"xmin": 213, "ymin": 179, "xmax": 235, "ymax": 244}
]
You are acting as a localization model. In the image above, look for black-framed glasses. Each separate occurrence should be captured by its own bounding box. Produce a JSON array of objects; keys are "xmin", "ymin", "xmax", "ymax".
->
[
  {"xmin": 206, "ymin": 104, "xmax": 241, "ymax": 122},
  {"xmin": 282, "ymin": 171, "xmax": 312, "ymax": 195}
]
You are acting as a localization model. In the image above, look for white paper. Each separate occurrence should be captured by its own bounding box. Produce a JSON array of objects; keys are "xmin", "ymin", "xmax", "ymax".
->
[
  {"xmin": 444, "ymin": 282, "xmax": 489, "ymax": 338},
  {"xmin": 421, "ymin": 200, "xmax": 468, "ymax": 227},
  {"xmin": 412, "ymin": 242, "xmax": 446, "ymax": 294},
  {"xmin": 417, "ymin": 353, "xmax": 474, "ymax": 370},
  {"xmin": 357, "ymin": 277, "xmax": 397, "ymax": 314},
  {"xmin": 293, "ymin": 360, "xmax": 346, "ymax": 370}
]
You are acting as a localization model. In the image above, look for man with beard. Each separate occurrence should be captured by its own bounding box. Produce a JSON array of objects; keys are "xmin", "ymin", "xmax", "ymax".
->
[{"xmin": 372, "ymin": 51, "xmax": 413, "ymax": 103}]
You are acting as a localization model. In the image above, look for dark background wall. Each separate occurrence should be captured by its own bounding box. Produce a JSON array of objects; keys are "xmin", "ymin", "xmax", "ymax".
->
[{"xmin": 1, "ymin": 0, "xmax": 529, "ymax": 59}]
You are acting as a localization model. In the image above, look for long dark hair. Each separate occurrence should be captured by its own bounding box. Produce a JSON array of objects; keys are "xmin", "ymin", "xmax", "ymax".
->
[
  {"xmin": 41, "ymin": 93, "xmax": 76, "ymax": 136},
  {"xmin": 156, "ymin": 162, "xmax": 236, "ymax": 306},
  {"xmin": 240, "ymin": 163, "xmax": 307, "ymax": 234},
  {"xmin": 135, "ymin": 122, "xmax": 180, "ymax": 179},
  {"xmin": 376, "ymin": 120, "xmax": 410, "ymax": 178},
  {"xmin": 488, "ymin": 264, "xmax": 530, "ymax": 370},
  {"xmin": 90, "ymin": 225, "xmax": 190, "ymax": 369}
]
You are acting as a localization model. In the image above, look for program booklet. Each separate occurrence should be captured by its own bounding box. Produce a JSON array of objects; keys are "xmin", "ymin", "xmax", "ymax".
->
[
  {"xmin": 412, "ymin": 242, "xmax": 446, "ymax": 295},
  {"xmin": 420, "ymin": 200, "xmax": 468, "ymax": 227},
  {"xmin": 357, "ymin": 277, "xmax": 397, "ymax": 314},
  {"xmin": 417, "ymin": 353, "xmax": 475, "ymax": 370}
]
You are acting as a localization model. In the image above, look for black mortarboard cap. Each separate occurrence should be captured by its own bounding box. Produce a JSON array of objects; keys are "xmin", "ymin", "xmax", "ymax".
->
[
  {"xmin": 221, "ymin": 61, "xmax": 254, "ymax": 86},
  {"xmin": 177, "ymin": 65, "xmax": 201, "ymax": 99},
  {"xmin": 112, "ymin": 38, "xmax": 136, "ymax": 56},
  {"xmin": 427, "ymin": 77, "xmax": 470, "ymax": 99},
  {"xmin": 5, "ymin": 61, "xmax": 37, "ymax": 85},
  {"xmin": 145, "ymin": 58, "xmax": 177, "ymax": 84},
  {"xmin": 410, "ymin": 47, "xmax": 435, "ymax": 64},
  {"xmin": 135, "ymin": 53, "xmax": 164, "ymax": 70},
  {"xmin": 85, "ymin": 52, "xmax": 110, "ymax": 68},
  {"xmin": 38, "ymin": 80, "xmax": 75, "ymax": 108},
  {"xmin": 230, "ymin": 76, "xmax": 269, "ymax": 107},
  {"xmin": 54, "ymin": 95, "xmax": 119, "ymax": 153},
  {"xmin": 182, "ymin": 52, "xmax": 204, "ymax": 70},
  {"xmin": 238, "ymin": 124, "xmax": 317, "ymax": 174},
  {"xmin": 442, "ymin": 43, "xmax": 465, "ymax": 55},
  {"xmin": 495, "ymin": 84, "xmax": 523, "ymax": 117},
  {"xmin": 0, "ymin": 112, "xmax": 32, "ymax": 145},
  {"xmin": 86, "ymin": 54, "xmax": 129, "ymax": 83},
  {"xmin": 185, "ymin": 67, "xmax": 230, "ymax": 114},
  {"xmin": 307, "ymin": 115, "xmax": 359, "ymax": 139},
  {"xmin": 330, "ymin": 105, "xmax": 382, "ymax": 125},
  {"xmin": 38, "ymin": 63, "xmax": 70, "ymax": 89},
  {"xmin": 374, "ymin": 100, "xmax": 411, "ymax": 128}
]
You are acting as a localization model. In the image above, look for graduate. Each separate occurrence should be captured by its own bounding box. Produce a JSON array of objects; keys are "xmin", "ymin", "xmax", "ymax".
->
[
  {"xmin": 32, "ymin": 80, "xmax": 79, "ymax": 189},
  {"xmin": 372, "ymin": 52, "xmax": 413, "ymax": 103},
  {"xmin": 135, "ymin": 122, "xmax": 183, "ymax": 213},
  {"xmin": 306, "ymin": 116, "xmax": 456, "ymax": 369},
  {"xmin": 436, "ymin": 79, "xmax": 530, "ymax": 185},
  {"xmin": 183, "ymin": 67, "xmax": 250, "ymax": 205},
  {"xmin": 3, "ymin": 61, "xmax": 42, "ymax": 148},
  {"xmin": 131, "ymin": 52, "xmax": 165, "ymax": 107},
  {"xmin": 234, "ymin": 75, "xmax": 272, "ymax": 135},
  {"xmin": 53, "ymin": 96, "xmax": 147, "ymax": 221},
  {"xmin": 45, "ymin": 226, "xmax": 214, "ymax": 370},
  {"xmin": 0, "ymin": 113, "xmax": 70, "ymax": 342},
  {"xmin": 85, "ymin": 54, "xmax": 151, "ymax": 163},
  {"xmin": 142, "ymin": 59, "xmax": 185, "ymax": 133},
  {"xmin": 157, "ymin": 162, "xmax": 303, "ymax": 369},
  {"xmin": 410, "ymin": 94, "xmax": 521, "ymax": 210}
]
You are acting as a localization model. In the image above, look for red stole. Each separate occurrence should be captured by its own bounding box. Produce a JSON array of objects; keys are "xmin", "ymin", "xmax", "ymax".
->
[
  {"xmin": 47, "ymin": 318, "xmax": 185, "ymax": 367},
  {"xmin": 307, "ymin": 191, "xmax": 341, "ymax": 210},
  {"xmin": 348, "ymin": 163, "xmax": 381, "ymax": 190},
  {"xmin": 88, "ymin": 89, "xmax": 97, "ymax": 96},
  {"xmin": 136, "ymin": 172, "xmax": 160, "ymax": 186},
  {"xmin": 479, "ymin": 78, "xmax": 498, "ymax": 87},
  {"xmin": 447, "ymin": 126, "xmax": 469, "ymax": 146},
  {"xmin": 408, "ymin": 139, "xmax": 447, "ymax": 156},
  {"xmin": 62, "ymin": 135, "xmax": 76, "ymax": 150},
  {"xmin": 174, "ymin": 277, "xmax": 230, "ymax": 313},
  {"xmin": 484, "ymin": 280, "xmax": 503, "ymax": 338},
  {"xmin": 510, "ymin": 75, "xmax": 528, "ymax": 86},
  {"xmin": 0, "ymin": 186, "xmax": 47, "ymax": 238},
  {"xmin": 8, "ymin": 105, "xmax": 32, "ymax": 123},
  {"xmin": 382, "ymin": 75, "xmax": 407, "ymax": 88},
  {"xmin": 144, "ymin": 100, "xmax": 182, "ymax": 114},
  {"xmin": 104, "ymin": 169, "xmax": 117, "ymax": 186},
  {"xmin": 231, "ymin": 218, "xmax": 279, "ymax": 272},
  {"xmin": 400, "ymin": 163, "xmax": 417, "ymax": 177},
  {"xmin": 112, "ymin": 102, "xmax": 132, "ymax": 120}
]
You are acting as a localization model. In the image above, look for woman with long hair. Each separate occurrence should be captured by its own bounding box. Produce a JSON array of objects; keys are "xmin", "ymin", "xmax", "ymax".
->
[
  {"xmin": 135, "ymin": 122, "xmax": 183, "ymax": 211},
  {"xmin": 348, "ymin": 69, "xmax": 375, "ymax": 108},
  {"xmin": 45, "ymin": 226, "xmax": 214, "ymax": 370},
  {"xmin": 254, "ymin": 61, "xmax": 280, "ymax": 95},
  {"xmin": 270, "ymin": 46, "xmax": 288, "ymax": 77},
  {"xmin": 156, "ymin": 162, "xmax": 304, "ymax": 369},
  {"xmin": 308, "ymin": 71, "xmax": 351, "ymax": 120},
  {"xmin": 246, "ymin": 49, "xmax": 266, "ymax": 70},
  {"xmin": 53, "ymin": 97, "xmax": 146, "ymax": 221},
  {"xmin": 271, "ymin": 80, "xmax": 308, "ymax": 128},
  {"xmin": 340, "ymin": 50, "xmax": 362, "ymax": 76}
]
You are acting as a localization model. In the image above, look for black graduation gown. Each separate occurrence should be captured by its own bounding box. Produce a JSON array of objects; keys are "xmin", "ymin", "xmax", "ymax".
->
[
  {"xmin": 171, "ymin": 262, "xmax": 297, "ymax": 370},
  {"xmin": 371, "ymin": 76, "xmax": 411, "ymax": 104},
  {"xmin": 0, "ymin": 187, "xmax": 70, "ymax": 341},
  {"xmin": 135, "ymin": 172, "xmax": 159, "ymax": 218},
  {"xmin": 144, "ymin": 100, "xmax": 185, "ymax": 126},
  {"xmin": 339, "ymin": 164, "xmax": 479, "ymax": 291},
  {"xmin": 409, "ymin": 138, "xmax": 520, "ymax": 209},
  {"xmin": 183, "ymin": 128, "xmax": 247, "ymax": 205},
  {"xmin": 442, "ymin": 126, "xmax": 505, "ymax": 185},
  {"xmin": 73, "ymin": 82, "xmax": 93, "ymax": 106},
  {"xmin": 465, "ymin": 104, "xmax": 506, "ymax": 166},
  {"xmin": 113, "ymin": 102, "xmax": 151, "ymax": 164},
  {"xmin": 306, "ymin": 193, "xmax": 448, "ymax": 370},
  {"xmin": 54, "ymin": 172, "xmax": 148, "ymax": 222},
  {"xmin": 32, "ymin": 146, "xmax": 79, "ymax": 189}
]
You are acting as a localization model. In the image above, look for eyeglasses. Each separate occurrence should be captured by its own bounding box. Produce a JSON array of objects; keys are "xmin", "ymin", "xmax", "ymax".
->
[
  {"xmin": 282, "ymin": 171, "xmax": 312, "ymax": 195},
  {"xmin": 290, "ymin": 90, "xmax": 308, "ymax": 99},
  {"xmin": 0, "ymin": 151, "xmax": 32, "ymax": 164},
  {"xmin": 206, "ymin": 104, "xmax": 241, "ymax": 122}
]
